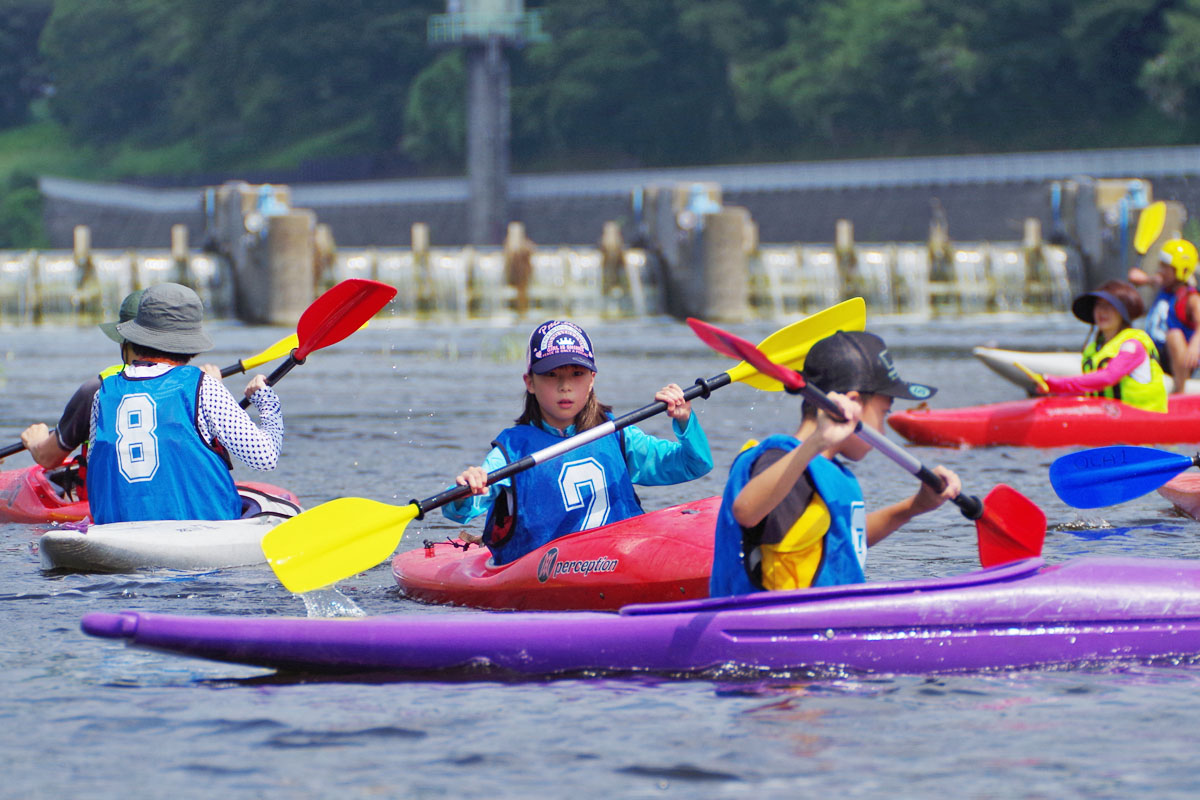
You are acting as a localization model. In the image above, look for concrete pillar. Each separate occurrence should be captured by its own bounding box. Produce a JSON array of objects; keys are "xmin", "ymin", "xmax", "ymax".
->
[
  {"xmin": 467, "ymin": 39, "xmax": 510, "ymax": 245},
  {"xmin": 411, "ymin": 222, "xmax": 432, "ymax": 310},
  {"xmin": 237, "ymin": 211, "xmax": 316, "ymax": 325},
  {"xmin": 691, "ymin": 208, "xmax": 750, "ymax": 321},
  {"xmin": 600, "ymin": 221, "xmax": 625, "ymax": 295},
  {"xmin": 503, "ymin": 221, "xmax": 532, "ymax": 316},
  {"xmin": 74, "ymin": 225, "xmax": 101, "ymax": 321},
  {"xmin": 170, "ymin": 224, "xmax": 191, "ymax": 287}
]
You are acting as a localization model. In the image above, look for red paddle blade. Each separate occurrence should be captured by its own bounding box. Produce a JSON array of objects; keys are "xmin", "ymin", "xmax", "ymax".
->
[
  {"xmin": 976, "ymin": 484, "xmax": 1046, "ymax": 568},
  {"xmin": 295, "ymin": 279, "xmax": 397, "ymax": 359},
  {"xmin": 687, "ymin": 318, "xmax": 804, "ymax": 390}
]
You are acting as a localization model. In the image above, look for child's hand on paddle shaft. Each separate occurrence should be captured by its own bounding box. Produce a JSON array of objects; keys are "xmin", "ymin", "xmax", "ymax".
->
[
  {"xmin": 811, "ymin": 392, "xmax": 861, "ymax": 451},
  {"xmin": 455, "ymin": 466, "xmax": 489, "ymax": 496},
  {"xmin": 244, "ymin": 374, "xmax": 268, "ymax": 399},
  {"xmin": 655, "ymin": 384, "xmax": 692, "ymax": 422},
  {"xmin": 911, "ymin": 465, "xmax": 962, "ymax": 514}
]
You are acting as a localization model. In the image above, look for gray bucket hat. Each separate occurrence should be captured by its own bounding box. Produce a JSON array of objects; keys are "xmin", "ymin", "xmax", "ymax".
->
[
  {"xmin": 115, "ymin": 283, "xmax": 214, "ymax": 354},
  {"xmin": 98, "ymin": 289, "xmax": 145, "ymax": 344}
]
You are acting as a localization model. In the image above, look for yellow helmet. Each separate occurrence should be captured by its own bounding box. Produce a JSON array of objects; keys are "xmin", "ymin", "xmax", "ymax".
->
[{"xmin": 1161, "ymin": 239, "xmax": 1199, "ymax": 282}]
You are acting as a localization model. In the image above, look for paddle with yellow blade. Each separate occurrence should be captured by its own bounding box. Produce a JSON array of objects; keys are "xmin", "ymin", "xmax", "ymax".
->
[
  {"xmin": 235, "ymin": 278, "xmax": 396, "ymax": 409},
  {"xmin": 261, "ymin": 297, "xmax": 867, "ymax": 593},
  {"xmin": 1012, "ymin": 361, "xmax": 1049, "ymax": 394},
  {"xmin": 1135, "ymin": 200, "xmax": 1167, "ymax": 256},
  {"xmin": 686, "ymin": 316, "xmax": 1047, "ymax": 568}
]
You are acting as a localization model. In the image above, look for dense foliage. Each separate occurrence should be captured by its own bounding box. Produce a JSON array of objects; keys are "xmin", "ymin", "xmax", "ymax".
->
[{"xmin": 2, "ymin": 0, "xmax": 1197, "ymax": 177}]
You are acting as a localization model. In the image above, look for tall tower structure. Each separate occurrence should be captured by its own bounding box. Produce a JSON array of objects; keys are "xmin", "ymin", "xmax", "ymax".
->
[{"xmin": 429, "ymin": 0, "xmax": 547, "ymax": 245}]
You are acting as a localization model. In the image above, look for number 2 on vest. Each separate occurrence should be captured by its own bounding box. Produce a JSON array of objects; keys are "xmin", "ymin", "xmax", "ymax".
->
[{"xmin": 558, "ymin": 457, "xmax": 611, "ymax": 530}]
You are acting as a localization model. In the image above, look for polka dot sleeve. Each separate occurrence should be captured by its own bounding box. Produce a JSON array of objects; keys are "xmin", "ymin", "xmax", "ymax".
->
[{"xmin": 196, "ymin": 375, "xmax": 283, "ymax": 470}]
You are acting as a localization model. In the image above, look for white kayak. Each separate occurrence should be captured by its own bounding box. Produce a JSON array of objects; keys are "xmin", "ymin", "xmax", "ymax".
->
[
  {"xmin": 972, "ymin": 346, "xmax": 1200, "ymax": 395},
  {"xmin": 39, "ymin": 515, "xmax": 286, "ymax": 573},
  {"xmin": 38, "ymin": 487, "xmax": 300, "ymax": 573}
]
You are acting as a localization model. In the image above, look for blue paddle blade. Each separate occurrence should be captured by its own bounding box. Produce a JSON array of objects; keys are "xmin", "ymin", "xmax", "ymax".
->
[{"xmin": 1050, "ymin": 446, "xmax": 1197, "ymax": 509}]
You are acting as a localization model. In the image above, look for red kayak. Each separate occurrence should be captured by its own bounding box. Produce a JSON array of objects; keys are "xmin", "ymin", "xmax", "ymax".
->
[
  {"xmin": 0, "ymin": 460, "xmax": 300, "ymax": 525},
  {"xmin": 887, "ymin": 394, "xmax": 1200, "ymax": 448},
  {"xmin": 392, "ymin": 496, "xmax": 718, "ymax": 611},
  {"xmin": 1160, "ymin": 473, "xmax": 1200, "ymax": 520}
]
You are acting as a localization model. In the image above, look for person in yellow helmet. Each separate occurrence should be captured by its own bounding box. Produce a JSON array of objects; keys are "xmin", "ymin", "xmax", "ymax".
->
[{"xmin": 1143, "ymin": 239, "xmax": 1200, "ymax": 393}]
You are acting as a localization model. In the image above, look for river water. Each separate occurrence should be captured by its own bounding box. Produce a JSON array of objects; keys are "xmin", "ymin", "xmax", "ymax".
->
[{"xmin": 4, "ymin": 312, "xmax": 1200, "ymax": 799}]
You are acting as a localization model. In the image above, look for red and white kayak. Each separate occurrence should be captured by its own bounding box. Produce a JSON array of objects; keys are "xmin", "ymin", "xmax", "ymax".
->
[
  {"xmin": 392, "ymin": 496, "xmax": 718, "ymax": 610},
  {"xmin": 888, "ymin": 394, "xmax": 1200, "ymax": 448},
  {"xmin": 0, "ymin": 460, "xmax": 299, "ymax": 525},
  {"xmin": 1159, "ymin": 473, "xmax": 1200, "ymax": 520}
]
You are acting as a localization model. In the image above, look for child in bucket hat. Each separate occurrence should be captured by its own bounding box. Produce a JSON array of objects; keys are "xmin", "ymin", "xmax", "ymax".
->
[
  {"xmin": 17, "ymin": 289, "xmax": 145, "ymax": 470},
  {"xmin": 443, "ymin": 319, "xmax": 714, "ymax": 565},
  {"xmin": 86, "ymin": 283, "xmax": 285, "ymax": 524},
  {"xmin": 709, "ymin": 329, "xmax": 962, "ymax": 598},
  {"xmin": 1033, "ymin": 279, "xmax": 1167, "ymax": 413}
]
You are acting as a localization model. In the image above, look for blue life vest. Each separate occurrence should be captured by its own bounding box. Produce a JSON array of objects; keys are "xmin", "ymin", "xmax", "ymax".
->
[
  {"xmin": 1146, "ymin": 289, "xmax": 1170, "ymax": 352},
  {"xmin": 483, "ymin": 422, "xmax": 644, "ymax": 565},
  {"xmin": 709, "ymin": 435, "xmax": 867, "ymax": 598},
  {"xmin": 87, "ymin": 366, "xmax": 241, "ymax": 524}
]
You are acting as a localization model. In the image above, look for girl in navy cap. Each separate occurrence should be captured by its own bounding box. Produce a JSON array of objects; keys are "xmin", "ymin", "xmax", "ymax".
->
[
  {"xmin": 709, "ymin": 330, "xmax": 962, "ymax": 598},
  {"xmin": 1033, "ymin": 279, "xmax": 1167, "ymax": 412},
  {"xmin": 444, "ymin": 320, "xmax": 713, "ymax": 565}
]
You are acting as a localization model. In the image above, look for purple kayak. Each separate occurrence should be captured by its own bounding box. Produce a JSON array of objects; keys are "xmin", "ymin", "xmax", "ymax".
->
[{"xmin": 81, "ymin": 557, "xmax": 1200, "ymax": 678}]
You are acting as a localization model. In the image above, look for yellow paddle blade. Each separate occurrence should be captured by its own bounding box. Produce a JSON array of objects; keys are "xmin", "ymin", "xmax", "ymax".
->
[
  {"xmin": 261, "ymin": 497, "xmax": 419, "ymax": 593},
  {"xmin": 728, "ymin": 297, "xmax": 867, "ymax": 390},
  {"xmin": 241, "ymin": 334, "xmax": 299, "ymax": 371},
  {"xmin": 1135, "ymin": 201, "xmax": 1167, "ymax": 255},
  {"xmin": 1012, "ymin": 361, "xmax": 1048, "ymax": 394},
  {"xmin": 241, "ymin": 320, "xmax": 371, "ymax": 372}
]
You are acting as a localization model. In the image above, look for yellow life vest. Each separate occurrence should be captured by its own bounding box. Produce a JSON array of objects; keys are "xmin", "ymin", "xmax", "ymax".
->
[
  {"xmin": 760, "ymin": 492, "xmax": 831, "ymax": 591},
  {"xmin": 1081, "ymin": 328, "xmax": 1167, "ymax": 413}
]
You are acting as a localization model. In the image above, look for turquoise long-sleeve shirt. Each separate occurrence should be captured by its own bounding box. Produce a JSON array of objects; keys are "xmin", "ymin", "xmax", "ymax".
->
[{"xmin": 442, "ymin": 412, "xmax": 713, "ymax": 524}]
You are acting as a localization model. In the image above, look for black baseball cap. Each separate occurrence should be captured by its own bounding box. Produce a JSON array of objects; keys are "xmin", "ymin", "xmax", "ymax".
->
[{"xmin": 804, "ymin": 330, "xmax": 936, "ymax": 401}]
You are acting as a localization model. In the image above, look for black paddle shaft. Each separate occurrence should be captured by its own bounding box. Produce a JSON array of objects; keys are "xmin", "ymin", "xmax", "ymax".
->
[
  {"xmin": 785, "ymin": 379, "xmax": 985, "ymax": 520},
  {"xmin": 412, "ymin": 374, "xmax": 731, "ymax": 518},
  {"xmin": 238, "ymin": 352, "xmax": 304, "ymax": 409}
]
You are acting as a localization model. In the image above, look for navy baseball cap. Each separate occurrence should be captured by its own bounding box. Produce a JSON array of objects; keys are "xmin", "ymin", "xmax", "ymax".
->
[
  {"xmin": 804, "ymin": 330, "xmax": 936, "ymax": 401},
  {"xmin": 526, "ymin": 320, "xmax": 596, "ymax": 374}
]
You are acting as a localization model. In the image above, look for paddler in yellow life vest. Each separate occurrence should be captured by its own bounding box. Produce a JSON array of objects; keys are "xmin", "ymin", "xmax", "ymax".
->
[{"xmin": 1035, "ymin": 279, "xmax": 1168, "ymax": 413}]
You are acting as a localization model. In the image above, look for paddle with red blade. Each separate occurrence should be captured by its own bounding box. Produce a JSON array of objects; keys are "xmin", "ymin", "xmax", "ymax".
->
[
  {"xmin": 237, "ymin": 279, "xmax": 397, "ymax": 409},
  {"xmin": 0, "ymin": 326, "xmax": 334, "ymax": 462},
  {"xmin": 687, "ymin": 317, "xmax": 1046, "ymax": 567},
  {"xmin": 1050, "ymin": 445, "xmax": 1200, "ymax": 508}
]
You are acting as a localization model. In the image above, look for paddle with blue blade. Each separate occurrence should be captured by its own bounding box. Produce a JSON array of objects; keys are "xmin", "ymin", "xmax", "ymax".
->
[
  {"xmin": 1049, "ymin": 445, "xmax": 1200, "ymax": 508},
  {"xmin": 686, "ymin": 317, "xmax": 1047, "ymax": 567},
  {"xmin": 261, "ymin": 298, "xmax": 868, "ymax": 593}
]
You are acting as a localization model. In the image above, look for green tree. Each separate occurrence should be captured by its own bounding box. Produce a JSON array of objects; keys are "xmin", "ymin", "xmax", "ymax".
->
[
  {"xmin": 1140, "ymin": 0, "xmax": 1200, "ymax": 125},
  {"xmin": 0, "ymin": 0, "xmax": 52, "ymax": 129},
  {"xmin": 40, "ymin": 0, "xmax": 180, "ymax": 144},
  {"xmin": 511, "ymin": 0, "xmax": 742, "ymax": 167},
  {"xmin": 0, "ymin": 171, "xmax": 47, "ymax": 249}
]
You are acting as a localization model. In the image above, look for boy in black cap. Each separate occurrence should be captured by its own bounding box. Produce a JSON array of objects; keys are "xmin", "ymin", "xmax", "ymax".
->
[{"xmin": 709, "ymin": 330, "xmax": 961, "ymax": 597}]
